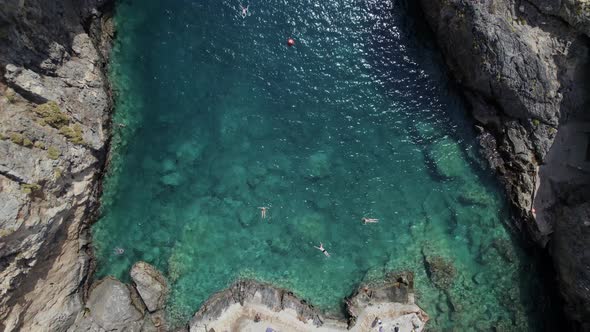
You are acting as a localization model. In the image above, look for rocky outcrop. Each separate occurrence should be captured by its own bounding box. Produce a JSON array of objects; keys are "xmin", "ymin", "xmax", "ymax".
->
[
  {"xmin": 529, "ymin": 0, "xmax": 590, "ymax": 36},
  {"xmin": 0, "ymin": 1, "xmax": 114, "ymax": 331},
  {"xmin": 189, "ymin": 279, "xmax": 324, "ymax": 331},
  {"xmin": 345, "ymin": 272, "xmax": 428, "ymax": 331},
  {"xmin": 69, "ymin": 264, "xmax": 169, "ymax": 332},
  {"xmin": 417, "ymin": 0, "xmax": 590, "ymax": 328},
  {"xmin": 189, "ymin": 277, "xmax": 427, "ymax": 332},
  {"xmin": 67, "ymin": 277, "xmax": 156, "ymax": 332},
  {"xmin": 423, "ymin": 253, "xmax": 456, "ymax": 290},
  {"xmin": 130, "ymin": 261, "xmax": 169, "ymax": 313}
]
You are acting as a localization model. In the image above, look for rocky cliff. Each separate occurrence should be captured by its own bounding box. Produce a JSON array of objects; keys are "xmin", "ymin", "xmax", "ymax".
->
[
  {"xmin": 1, "ymin": 0, "xmax": 589, "ymax": 331},
  {"xmin": 0, "ymin": 0, "xmax": 114, "ymax": 330},
  {"xmin": 416, "ymin": 0, "xmax": 590, "ymax": 329}
]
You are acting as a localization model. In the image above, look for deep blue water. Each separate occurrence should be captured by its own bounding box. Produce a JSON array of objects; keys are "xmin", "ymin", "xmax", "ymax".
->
[{"xmin": 93, "ymin": 0, "xmax": 546, "ymax": 329}]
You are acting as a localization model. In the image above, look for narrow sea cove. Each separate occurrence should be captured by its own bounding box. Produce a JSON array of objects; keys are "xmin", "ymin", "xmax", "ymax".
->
[{"xmin": 93, "ymin": 0, "xmax": 546, "ymax": 329}]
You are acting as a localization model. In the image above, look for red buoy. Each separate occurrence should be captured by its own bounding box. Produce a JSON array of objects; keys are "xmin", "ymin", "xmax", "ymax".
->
[{"xmin": 287, "ymin": 38, "xmax": 295, "ymax": 47}]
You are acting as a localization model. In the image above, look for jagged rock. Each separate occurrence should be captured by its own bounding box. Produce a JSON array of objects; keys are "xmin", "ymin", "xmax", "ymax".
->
[
  {"xmin": 418, "ymin": 0, "xmax": 590, "ymax": 327},
  {"xmin": 491, "ymin": 238, "xmax": 516, "ymax": 263},
  {"xmin": 457, "ymin": 182, "xmax": 493, "ymax": 206},
  {"xmin": 529, "ymin": 0, "xmax": 590, "ymax": 37},
  {"xmin": 0, "ymin": 1, "xmax": 115, "ymax": 331},
  {"xmin": 189, "ymin": 279, "xmax": 323, "ymax": 331},
  {"xmin": 130, "ymin": 261, "xmax": 169, "ymax": 313},
  {"xmin": 68, "ymin": 277, "xmax": 145, "ymax": 332},
  {"xmin": 189, "ymin": 278, "xmax": 428, "ymax": 332},
  {"xmin": 346, "ymin": 271, "xmax": 413, "ymax": 317}
]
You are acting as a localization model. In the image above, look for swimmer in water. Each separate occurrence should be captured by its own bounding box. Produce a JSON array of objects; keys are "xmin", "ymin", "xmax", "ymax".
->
[
  {"xmin": 314, "ymin": 242, "xmax": 330, "ymax": 257},
  {"xmin": 113, "ymin": 247, "xmax": 125, "ymax": 255},
  {"xmin": 258, "ymin": 206, "xmax": 269, "ymax": 219},
  {"xmin": 240, "ymin": 4, "xmax": 249, "ymax": 18},
  {"xmin": 361, "ymin": 217, "xmax": 379, "ymax": 224}
]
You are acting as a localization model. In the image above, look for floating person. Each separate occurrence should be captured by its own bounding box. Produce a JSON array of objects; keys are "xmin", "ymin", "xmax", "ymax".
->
[
  {"xmin": 361, "ymin": 217, "xmax": 379, "ymax": 224},
  {"xmin": 240, "ymin": 3, "xmax": 249, "ymax": 18},
  {"xmin": 287, "ymin": 37, "xmax": 295, "ymax": 47},
  {"xmin": 314, "ymin": 242, "xmax": 330, "ymax": 257},
  {"xmin": 113, "ymin": 247, "xmax": 125, "ymax": 255},
  {"xmin": 258, "ymin": 206, "xmax": 269, "ymax": 219}
]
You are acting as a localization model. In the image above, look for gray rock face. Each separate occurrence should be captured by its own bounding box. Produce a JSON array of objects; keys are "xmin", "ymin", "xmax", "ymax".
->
[
  {"xmin": 67, "ymin": 277, "xmax": 158, "ymax": 332},
  {"xmin": 529, "ymin": 0, "xmax": 590, "ymax": 36},
  {"xmin": 345, "ymin": 271, "xmax": 415, "ymax": 318},
  {"xmin": 189, "ymin": 279, "xmax": 324, "ymax": 330},
  {"xmin": 130, "ymin": 261, "xmax": 169, "ymax": 313},
  {"xmin": 0, "ymin": 0, "xmax": 114, "ymax": 331},
  {"xmin": 417, "ymin": 0, "xmax": 590, "ymax": 327},
  {"xmin": 189, "ymin": 277, "xmax": 427, "ymax": 332}
]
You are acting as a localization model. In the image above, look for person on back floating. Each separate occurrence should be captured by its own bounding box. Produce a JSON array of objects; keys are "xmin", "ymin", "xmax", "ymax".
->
[
  {"xmin": 314, "ymin": 242, "xmax": 330, "ymax": 257},
  {"xmin": 361, "ymin": 217, "xmax": 379, "ymax": 224}
]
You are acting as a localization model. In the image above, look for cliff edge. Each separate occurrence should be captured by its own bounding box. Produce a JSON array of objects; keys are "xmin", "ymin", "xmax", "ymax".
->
[
  {"xmin": 0, "ymin": 0, "xmax": 114, "ymax": 330},
  {"xmin": 417, "ymin": 0, "xmax": 590, "ymax": 328}
]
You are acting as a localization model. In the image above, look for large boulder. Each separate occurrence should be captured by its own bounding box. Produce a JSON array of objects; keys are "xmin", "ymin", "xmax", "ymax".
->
[
  {"xmin": 189, "ymin": 279, "xmax": 428, "ymax": 332},
  {"xmin": 68, "ymin": 277, "xmax": 149, "ymax": 332},
  {"xmin": 130, "ymin": 262, "xmax": 169, "ymax": 313}
]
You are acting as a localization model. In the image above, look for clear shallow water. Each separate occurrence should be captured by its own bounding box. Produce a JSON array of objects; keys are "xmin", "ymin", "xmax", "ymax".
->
[{"xmin": 94, "ymin": 0, "xmax": 546, "ymax": 329}]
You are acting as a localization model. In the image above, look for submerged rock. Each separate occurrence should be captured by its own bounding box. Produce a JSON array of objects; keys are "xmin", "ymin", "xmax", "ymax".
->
[
  {"xmin": 305, "ymin": 151, "xmax": 331, "ymax": 179},
  {"xmin": 491, "ymin": 238, "xmax": 516, "ymax": 263},
  {"xmin": 130, "ymin": 261, "xmax": 169, "ymax": 313},
  {"xmin": 428, "ymin": 138, "xmax": 469, "ymax": 179},
  {"xmin": 423, "ymin": 253, "xmax": 457, "ymax": 290},
  {"xmin": 457, "ymin": 182, "xmax": 493, "ymax": 207}
]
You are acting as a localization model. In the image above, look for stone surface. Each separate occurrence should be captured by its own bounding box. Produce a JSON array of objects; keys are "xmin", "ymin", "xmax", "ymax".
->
[
  {"xmin": 189, "ymin": 278, "xmax": 428, "ymax": 332},
  {"xmin": 0, "ymin": 0, "xmax": 115, "ymax": 331},
  {"xmin": 418, "ymin": 0, "xmax": 590, "ymax": 327},
  {"xmin": 69, "ymin": 277, "xmax": 145, "ymax": 332},
  {"xmin": 130, "ymin": 261, "xmax": 169, "ymax": 313}
]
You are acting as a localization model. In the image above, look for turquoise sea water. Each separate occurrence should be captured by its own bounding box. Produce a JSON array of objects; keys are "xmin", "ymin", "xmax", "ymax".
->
[{"xmin": 94, "ymin": 0, "xmax": 548, "ymax": 329}]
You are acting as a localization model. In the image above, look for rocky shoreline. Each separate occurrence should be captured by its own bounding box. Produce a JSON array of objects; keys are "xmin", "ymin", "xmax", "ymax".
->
[
  {"xmin": 0, "ymin": 0, "xmax": 115, "ymax": 330},
  {"xmin": 68, "ymin": 262, "xmax": 427, "ymax": 332},
  {"xmin": 0, "ymin": 0, "xmax": 588, "ymax": 331},
  {"xmin": 416, "ymin": 0, "xmax": 590, "ymax": 328}
]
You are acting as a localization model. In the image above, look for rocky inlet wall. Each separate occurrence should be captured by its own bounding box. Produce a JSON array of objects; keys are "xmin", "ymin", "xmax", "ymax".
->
[
  {"xmin": 0, "ymin": 0, "xmax": 114, "ymax": 330},
  {"xmin": 416, "ymin": 0, "xmax": 590, "ymax": 329},
  {"xmin": 0, "ymin": 0, "xmax": 589, "ymax": 331}
]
